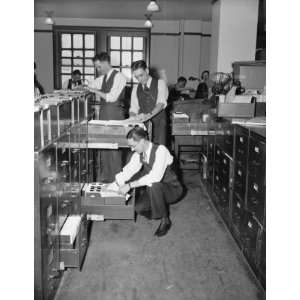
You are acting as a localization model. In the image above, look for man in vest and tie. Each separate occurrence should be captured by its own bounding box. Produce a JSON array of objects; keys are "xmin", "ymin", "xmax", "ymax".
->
[
  {"xmin": 62, "ymin": 69, "xmax": 83, "ymax": 90},
  {"xmin": 130, "ymin": 60, "xmax": 169, "ymax": 145},
  {"xmin": 111, "ymin": 126, "xmax": 183, "ymax": 237},
  {"xmin": 88, "ymin": 52, "xmax": 127, "ymax": 182}
]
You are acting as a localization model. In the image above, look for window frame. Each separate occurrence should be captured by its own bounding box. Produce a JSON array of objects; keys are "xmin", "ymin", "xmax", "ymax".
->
[{"xmin": 53, "ymin": 26, "xmax": 150, "ymax": 89}]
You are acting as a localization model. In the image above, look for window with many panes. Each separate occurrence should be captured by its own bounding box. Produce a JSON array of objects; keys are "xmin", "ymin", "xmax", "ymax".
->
[
  {"xmin": 53, "ymin": 27, "xmax": 150, "ymax": 89},
  {"xmin": 108, "ymin": 36, "xmax": 145, "ymax": 85},
  {"xmin": 59, "ymin": 32, "xmax": 96, "ymax": 87}
]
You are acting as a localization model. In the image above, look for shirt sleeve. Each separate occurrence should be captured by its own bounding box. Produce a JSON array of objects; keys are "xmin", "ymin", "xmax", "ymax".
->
[
  {"xmin": 115, "ymin": 152, "xmax": 142, "ymax": 186},
  {"xmin": 62, "ymin": 80, "xmax": 69, "ymax": 90},
  {"xmin": 129, "ymin": 84, "xmax": 140, "ymax": 115},
  {"xmin": 88, "ymin": 77, "xmax": 103, "ymax": 89},
  {"xmin": 105, "ymin": 72, "xmax": 127, "ymax": 103},
  {"xmin": 137, "ymin": 145, "xmax": 173, "ymax": 187},
  {"xmin": 156, "ymin": 79, "xmax": 169, "ymax": 109}
]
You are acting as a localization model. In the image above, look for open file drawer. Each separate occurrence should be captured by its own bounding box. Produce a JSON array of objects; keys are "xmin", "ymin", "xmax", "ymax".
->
[
  {"xmin": 81, "ymin": 183, "xmax": 135, "ymax": 220},
  {"xmin": 59, "ymin": 214, "xmax": 89, "ymax": 269}
]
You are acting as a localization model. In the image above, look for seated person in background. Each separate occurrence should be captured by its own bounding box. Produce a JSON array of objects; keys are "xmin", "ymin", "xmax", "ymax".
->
[
  {"xmin": 34, "ymin": 62, "xmax": 45, "ymax": 97},
  {"xmin": 195, "ymin": 70, "xmax": 210, "ymax": 99},
  {"xmin": 62, "ymin": 69, "xmax": 83, "ymax": 90},
  {"xmin": 110, "ymin": 126, "xmax": 183, "ymax": 237},
  {"xmin": 168, "ymin": 76, "xmax": 193, "ymax": 102}
]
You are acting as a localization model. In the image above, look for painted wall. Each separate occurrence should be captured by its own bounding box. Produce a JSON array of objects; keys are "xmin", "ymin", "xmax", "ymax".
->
[
  {"xmin": 34, "ymin": 17, "xmax": 211, "ymax": 89},
  {"xmin": 210, "ymin": 0, "xmax": 259, "ymax": 73},
  {"xmin": 34, "ymin": 32, "xmax": 54, "ymax": 93}
]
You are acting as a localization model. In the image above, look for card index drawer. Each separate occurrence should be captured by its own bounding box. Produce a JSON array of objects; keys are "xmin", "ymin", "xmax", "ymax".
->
[{"xmin": 59, "ymin": 214, "xmax": 88, "ymax": 269}]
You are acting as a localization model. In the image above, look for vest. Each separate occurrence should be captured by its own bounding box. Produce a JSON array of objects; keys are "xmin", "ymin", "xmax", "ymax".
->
[
  {"xmin": 67, "ymin": 79, "xmax": 82, "ymax": 90},
  {"xmin": 137, "ymin": 77, "xmax": 159, "ymax": 113},
  {"xmin": 136, "ymin": 77, "xmax": 166, "ymax": 123},
  {"xmin": 100, "ymin": 69, "xmax": 125, "ymax": 106},
  {"xmin": 140, "ymin": 144, "xmax": 180, "ymax": 185}
]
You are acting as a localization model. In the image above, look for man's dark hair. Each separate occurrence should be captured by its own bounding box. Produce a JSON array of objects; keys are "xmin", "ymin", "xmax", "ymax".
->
[
  {"xmin": 177, "ymin": 76, "xmax": 187, "ymax": 84},
  {"xmin": 131, "ymin": 60, "xmax": 147, "ymax": 71},
  {"xmin": 201, "ymin": 70, "xmax": 209, "ymax": 79},
  {"xmin": 93, "ymin": 52, "xmax": 111, "ymax": 63},
  {"xmin": 126, "ymin": 126, "xmax": 148, "ymax": 141},
  {"xmin": 72, "ymin": 69, "xmax": 82, "ymax": 76}
]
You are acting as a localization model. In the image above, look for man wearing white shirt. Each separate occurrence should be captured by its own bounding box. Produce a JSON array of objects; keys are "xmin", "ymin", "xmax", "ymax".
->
[
  {"xmin": 130, "ymin": 60, "xmax": 169, "ymax": 145},
  {"xmin": 87, "ymin": 52, "xmax": 127, "ymax": 182},
  {"xmin": 113, "ymin": 126, "xmax": 183, "ymax": 237}
]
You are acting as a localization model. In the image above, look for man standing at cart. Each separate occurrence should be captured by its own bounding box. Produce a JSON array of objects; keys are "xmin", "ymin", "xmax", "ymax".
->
[
  {"xmin": 87, "ymin": 52, "xmax": 127, "ymax": 182},
  {"xmin": 129, "ymin": 60, "xmax": 169, "ymax": 145}
]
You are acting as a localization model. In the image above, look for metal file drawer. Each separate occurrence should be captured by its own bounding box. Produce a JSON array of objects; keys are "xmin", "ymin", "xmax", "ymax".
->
[
  {"xmin": 247, "ymin": 175, "xmax": 265, "ymax": 225},
  {"xmin": 247, "ymin": 175, "xmax": 265, "ymax": 200},
  {"xmin": 240, "ymin": 212, "xmax": 260, "ymax": 268},
  {"xmin": 248, "ymin": 138, "xmax": 266, "ymax": 178},
  {"xmin": 232, "ymin": 193, "xmax": 245, "ymax": 230},
  {"xmin": 60, "ymin": 214, "xmax": 89, "ymax": 269},
  {"xmin": 235, "ymin": 127, "xmax": 249, "ymax": 166},
  {"xmin": 234, "ymin": 167, "xmax": 247, "ymax": 200},
  {"xmin": 249, "ymin": 139, "xmax": 265, "ymax": 163},
  {"xmin": 214, "ymin": 146, "xmax": 222, "ymax": 165},
  {"xmin": 247, "ymin": 196, "xmax": 265, "ymax": 227}
]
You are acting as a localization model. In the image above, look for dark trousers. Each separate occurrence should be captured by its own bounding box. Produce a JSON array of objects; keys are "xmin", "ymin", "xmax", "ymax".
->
[
  {"xmin": 135, "ymin": 182, "xmax": 183, "ymax": 219},
  {"xmin": 149, "ymin": 112, "xmax": 167, "ymax": 146},
  {"xmin": 97, "ymin": 104, "xmax": 124, "ymax": 182}
]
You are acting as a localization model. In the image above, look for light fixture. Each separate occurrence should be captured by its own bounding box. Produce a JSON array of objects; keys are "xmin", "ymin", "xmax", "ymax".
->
[
  {"xmin": 45, "ymin": 11, "xmax": 54, "ymax": 25},
  {"xmin": 144, "ymin": 14, "xmax": 153, "ymax": 28},
  {"xmin": 147, "ymin": 0, "xmax": 160, "ymax": 12}
]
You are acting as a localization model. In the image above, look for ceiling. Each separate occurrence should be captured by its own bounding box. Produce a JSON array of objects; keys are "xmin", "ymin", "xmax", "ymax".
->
[{"xmin": 34, "ymin": 0, "xmax": 212, "ymax": 21}]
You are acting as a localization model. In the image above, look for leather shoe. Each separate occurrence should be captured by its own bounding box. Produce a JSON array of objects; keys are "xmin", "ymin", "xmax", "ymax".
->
[{"xmin": 154, "ymin": 221, "xmax": 172, "ymax": 237}]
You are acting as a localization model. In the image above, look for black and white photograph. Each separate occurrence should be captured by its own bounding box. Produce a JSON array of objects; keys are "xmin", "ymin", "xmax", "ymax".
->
[
  {"xmin": 33, "ymin": 0, "xmax": 266, "ymax": 299},
  {"xmin": 2, "ymin": 0, "xmax": 300, "ymax": 300}
]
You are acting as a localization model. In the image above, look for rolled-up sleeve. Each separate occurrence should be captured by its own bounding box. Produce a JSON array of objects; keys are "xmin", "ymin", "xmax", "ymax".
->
[
  {"xmin": 106, "ymin": 72, "xmax": 127, "ymax": 103},
  {"xmin": 129, "ymin": 84, "xmax": 140, "ymax": 115},
  {"xmin": 88, "ymin": 77, "xmax": 102, "ymax": 89},
  {"xmin": 115, "ymin": 152, "xmax": 142, "ymax": 186},
  {"xmin": 156, "ymin": 79, "xmax": 168, "ymax": 109}
]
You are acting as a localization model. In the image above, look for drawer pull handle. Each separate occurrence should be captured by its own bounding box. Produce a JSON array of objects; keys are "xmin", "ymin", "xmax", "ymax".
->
[
  {"xmin": 254, "ymin": 146, "xmax": 260, "ymax": 153},
  {"xmin": 238, "ymin": 170, "xmax": 242, "ymax": 176},
  {"xmin": 253, "ymin": 183, "xmax": 259, "ymax": 192}
]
